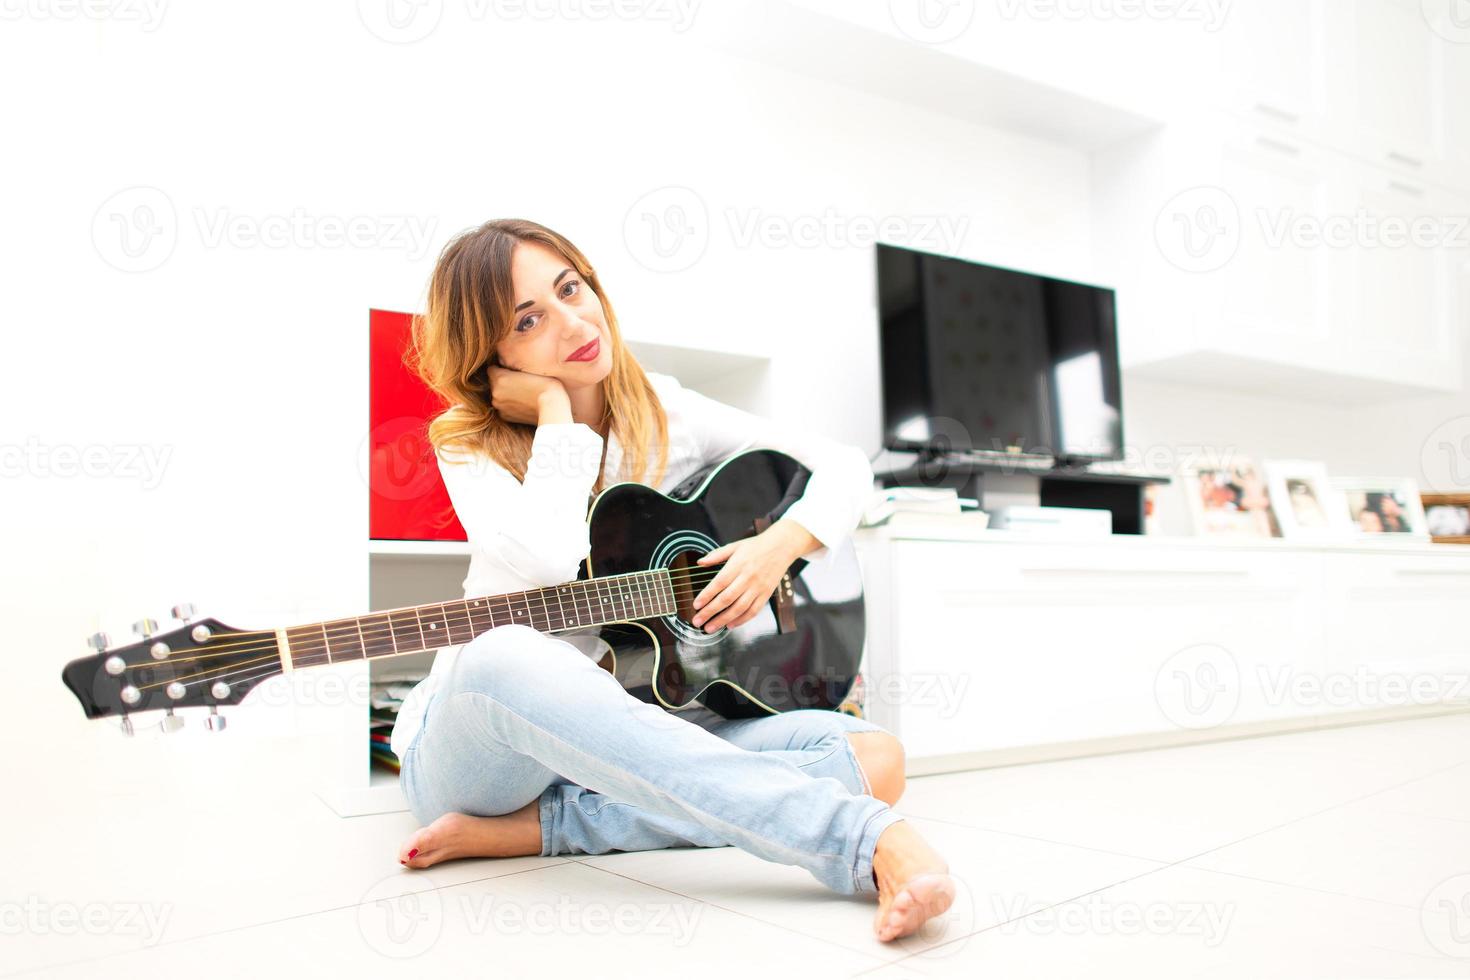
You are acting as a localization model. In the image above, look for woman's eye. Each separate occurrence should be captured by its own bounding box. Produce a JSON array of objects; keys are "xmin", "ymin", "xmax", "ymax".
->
[{"xmin": 515, "ymin": 280, "xmax": 580, "ymax": 332}]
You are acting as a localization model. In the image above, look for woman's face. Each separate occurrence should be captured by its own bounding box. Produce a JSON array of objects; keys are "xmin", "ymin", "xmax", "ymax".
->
[{"xmin": 496, "ymin": 241, "xmax": 612, "ymax": 387}]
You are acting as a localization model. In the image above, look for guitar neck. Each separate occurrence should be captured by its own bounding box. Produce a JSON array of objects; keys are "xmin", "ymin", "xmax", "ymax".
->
[{"xmin": 278, "ymin": 568, "xmax": 678, "ymax": 670}]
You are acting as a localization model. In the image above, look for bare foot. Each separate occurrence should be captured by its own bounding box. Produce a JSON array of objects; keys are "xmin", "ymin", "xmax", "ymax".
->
[
  {"xmin": 871, "ymin": 819, "xmax": 955, "ymax": 943},
  {"xmin": 398, "ymin": 802, "xmax": 541, "ymax": 869}
]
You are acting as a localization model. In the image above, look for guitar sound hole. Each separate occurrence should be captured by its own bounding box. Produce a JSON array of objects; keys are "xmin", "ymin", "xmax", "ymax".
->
[{"xmin": 668, "ymin": 548, "xmax": 704, "ymax": 623}]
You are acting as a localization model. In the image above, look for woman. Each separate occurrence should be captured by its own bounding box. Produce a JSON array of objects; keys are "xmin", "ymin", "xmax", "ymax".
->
[{"xmin": 389, "ymin": 218, "xmax": 953, "ymax": 942}]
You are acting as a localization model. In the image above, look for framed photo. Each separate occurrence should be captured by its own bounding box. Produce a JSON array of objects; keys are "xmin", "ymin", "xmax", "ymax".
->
[
  {"xmin": 1421, "ymin": 492, "xmax": 1470, "ymax": 544},
  {"xmin": 1263, "ymin": 459, "xmax": 1349, "ymax": 538},
  {"xmin": 1182, "ymin": 456, "xmax": 1278, "ymax": 538},
  {"xmin": 1331, "ymin": 478, "xmax": 1429, "ymax": 539}
]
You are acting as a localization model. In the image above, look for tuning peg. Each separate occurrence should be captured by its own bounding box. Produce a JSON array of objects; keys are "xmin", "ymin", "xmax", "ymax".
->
[
  {"xmin": 132, "ymin": 618, "xmax": 159, "ymax": 639},
  {"xmin": 159, "ymin": 709, "xmax": 184, "ymax": 733},
  {"xmin": 87, "ymin": 631, "xmax": 110, "ymax": 653},
  {"xmin": 119, "ymin": 715, "xmax": 135, "ymax": 737},
  {"xmin": 171, "ymin": 603, "xmax": 197, "ymax": 622},
  {"xmin": 205, "ymin": 706, "xmax": 227, "ymax": 732}
]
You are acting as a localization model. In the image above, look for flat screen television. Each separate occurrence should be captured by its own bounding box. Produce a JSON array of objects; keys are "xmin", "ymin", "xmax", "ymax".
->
[{"xmin": 876, "ymin": 243, "xmax": 1124, "ymax": 466}]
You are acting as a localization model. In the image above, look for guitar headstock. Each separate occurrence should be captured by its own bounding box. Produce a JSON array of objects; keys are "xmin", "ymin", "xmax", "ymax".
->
[{"xmin": 60, "ymin": 603, "xmax": 281, "ymax": 734}]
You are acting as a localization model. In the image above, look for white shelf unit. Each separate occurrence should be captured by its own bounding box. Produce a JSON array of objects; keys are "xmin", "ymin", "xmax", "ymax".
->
[{"xmin": 853, "ymin": 514, "xmax": 1470, "ymax": 775}]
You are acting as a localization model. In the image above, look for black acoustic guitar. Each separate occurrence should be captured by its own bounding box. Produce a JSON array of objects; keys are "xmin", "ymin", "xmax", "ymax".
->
[{"xmin": 61, "ymin": 449, "xmax": 867, "ymax": 733}]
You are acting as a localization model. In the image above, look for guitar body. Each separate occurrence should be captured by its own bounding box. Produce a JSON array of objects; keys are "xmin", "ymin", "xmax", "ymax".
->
[{"xmin": 579, "ymin": 449, "xmax": 866, "ymax": 717}]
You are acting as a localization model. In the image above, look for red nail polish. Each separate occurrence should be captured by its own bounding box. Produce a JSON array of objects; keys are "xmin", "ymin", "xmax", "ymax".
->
[{"xmin": 408, "ymin": 848, "xmax": 419, "ymax": 858}]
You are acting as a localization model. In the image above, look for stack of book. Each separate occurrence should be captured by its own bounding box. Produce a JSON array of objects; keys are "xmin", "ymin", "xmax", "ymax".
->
[
  {"xmin": 369, "ymin": 671, "xmax": 426, "ymax": 775},
  {"xmin": 860, "ymin": 487, "xmax": 986, "ymax": 528}
]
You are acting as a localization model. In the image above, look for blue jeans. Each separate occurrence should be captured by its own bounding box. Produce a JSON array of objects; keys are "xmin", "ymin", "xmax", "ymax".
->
[{"xmin": 399, "ymin": 623, "xmax": 902, "ymax": 895}]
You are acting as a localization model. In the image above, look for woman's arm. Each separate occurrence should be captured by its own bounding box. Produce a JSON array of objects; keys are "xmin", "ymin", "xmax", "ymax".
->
[
  {"xmin": 673, "ymin": 377, "xmax": 875, "ymax": 563},
  {"xmin": 437, "ymin": 405, "xmax": 604, "ymax": 588}
]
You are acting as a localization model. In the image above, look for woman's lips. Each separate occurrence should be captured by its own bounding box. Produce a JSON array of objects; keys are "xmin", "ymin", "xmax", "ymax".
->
[{"xmin": 566, "ymin": 337, "xmax": 600, "ymax": 362}]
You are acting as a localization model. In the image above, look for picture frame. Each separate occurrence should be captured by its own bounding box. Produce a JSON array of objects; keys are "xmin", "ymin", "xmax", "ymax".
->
[
  {"xmin": 1421, "ymin": 492, "xmax": 1470, "ymax": 545},
  {"xmin": 1181, "ymin": 455, "xmax": 1278, "ymax": 539},
  {"xmin": 1263, "ymin": 459, "xmax": 1350, "ymax": 539},
  {"xmin": 1330, "ymin": 477, "xmax": 1430, "ymax": 539}
]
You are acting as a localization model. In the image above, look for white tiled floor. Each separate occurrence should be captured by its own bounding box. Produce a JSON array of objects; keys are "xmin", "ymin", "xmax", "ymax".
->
[{"xmin": 8, "ymin": 712, "xmax": 1470, "ymax": 979}]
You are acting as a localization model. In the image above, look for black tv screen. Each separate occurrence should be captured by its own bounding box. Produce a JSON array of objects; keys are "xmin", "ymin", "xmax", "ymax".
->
[{"xmin": 876, "ymin": 243, "xmax": 1124, "ymax": 464}]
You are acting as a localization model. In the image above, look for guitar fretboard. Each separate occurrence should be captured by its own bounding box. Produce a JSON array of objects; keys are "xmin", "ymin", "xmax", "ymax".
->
[{"xmin": 282, "ymin": 569, "xmax": 676, "ymax": 669}]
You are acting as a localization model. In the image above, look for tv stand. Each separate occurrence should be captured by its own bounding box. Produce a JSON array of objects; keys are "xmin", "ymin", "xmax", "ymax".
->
[{"xmin": 875, "ymin": 453, "xmax": 1170, "ymax": 535}]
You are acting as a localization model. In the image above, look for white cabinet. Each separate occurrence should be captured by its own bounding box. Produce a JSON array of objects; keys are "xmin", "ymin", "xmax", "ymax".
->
[
  {"xmin": 1094, "ymin": 108, "xmax": 1465, "ymax": 399},
  {"xmin": 1445, "ymin": 35, "xmax": 1470, "ymax": 170},
  {"xmin": 855, "ymin": 517, "xmax": 1470, "ymax": 774},
  {"xmin": 1330, "ymin": 0, "xmax": 1443, "ymax": 177},
  {"xmin": 1331, "ymin": 165, "xmax": 1465, "ymax": 390},
  {"xmin": 1215, "ymin": 0, "xmax": 1329, "ymax": 131}
]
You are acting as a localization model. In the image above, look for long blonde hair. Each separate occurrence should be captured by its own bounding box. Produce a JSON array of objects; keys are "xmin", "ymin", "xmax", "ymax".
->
[{"xmin": 408, "ymin": 218, "xmax": 669, "ymax": 497}]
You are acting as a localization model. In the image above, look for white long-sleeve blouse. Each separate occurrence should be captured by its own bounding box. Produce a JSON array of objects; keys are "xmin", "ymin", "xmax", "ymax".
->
[{"xmin": 389, "ymin": 370, "xmax": 874, "ymax": 758}]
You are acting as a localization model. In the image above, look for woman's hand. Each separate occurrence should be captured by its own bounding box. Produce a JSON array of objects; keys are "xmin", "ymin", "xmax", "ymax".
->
[
  {"xmin": 690, "ymin": 521, "xmax": 809, "ymax": 633},
  {"xmin": 488, "ymin": 364, "xmax": 569, "ymax": 425}
]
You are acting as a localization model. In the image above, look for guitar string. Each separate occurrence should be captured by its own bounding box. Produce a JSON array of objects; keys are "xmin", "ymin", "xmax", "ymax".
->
[
  {"xmin": 126, "ymin": 564, "xmax": 738, "ymax": 656},
  {"xmin": 116, "ymin": 564, "xmax": 765, "ymax": 670},
  {"xmin": 132, "ymin": 561, "xmax": 748, "ymax": 648},
  {"xmin": 133, "ymin": 574, "xmax": 750, "ymax": 693}
]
